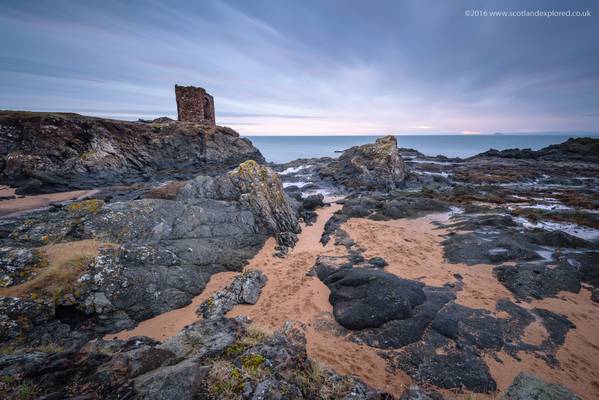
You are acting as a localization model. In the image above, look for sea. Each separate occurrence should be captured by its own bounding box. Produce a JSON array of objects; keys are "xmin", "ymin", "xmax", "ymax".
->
[{"xmin": 244, "ymin": 134, "xmax": 599, "ymax": 164}]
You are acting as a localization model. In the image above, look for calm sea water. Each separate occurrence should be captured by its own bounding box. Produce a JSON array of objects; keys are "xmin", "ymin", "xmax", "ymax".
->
[{"xmin": 245, "ymin": 135, "xmax": 598, "ymax": 164}]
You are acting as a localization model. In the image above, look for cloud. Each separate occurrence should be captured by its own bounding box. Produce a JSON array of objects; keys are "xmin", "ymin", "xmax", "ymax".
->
[{"xmin": 0, "ymin": 0, "xmax": 598, "ymax": 134}]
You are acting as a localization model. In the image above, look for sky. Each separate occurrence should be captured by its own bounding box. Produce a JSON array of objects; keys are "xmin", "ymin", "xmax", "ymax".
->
[{"xmin": 1, "ymin": 0, "xmax": 598, "ymax": 135}]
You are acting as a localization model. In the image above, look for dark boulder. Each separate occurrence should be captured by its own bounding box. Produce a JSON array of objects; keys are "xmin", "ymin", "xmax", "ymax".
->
[
  {"xmin": 322, "ymin": 268, "xmax": 426, "ymax": 330},
  {"xmin": 394, "ymin": 330, "xmax": 497, "ymax": 393},
  {"xmin": 301, "ymin": 194, "xmax": 324, "ymax": 210},
  {"xmin": 368, "ymin": 257, "xmax": 388, "ymax": 268}
]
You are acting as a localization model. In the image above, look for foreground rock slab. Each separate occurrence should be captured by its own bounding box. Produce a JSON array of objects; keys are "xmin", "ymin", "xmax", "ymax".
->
[{"xmin": 502, "ymin": 372, "xmax": 581, "ymax": 400}]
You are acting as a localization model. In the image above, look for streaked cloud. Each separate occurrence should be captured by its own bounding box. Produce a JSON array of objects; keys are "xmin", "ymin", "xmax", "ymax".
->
[{"xmin": 0, "ymin": 0, "xmax": 598, "ymax": 135}]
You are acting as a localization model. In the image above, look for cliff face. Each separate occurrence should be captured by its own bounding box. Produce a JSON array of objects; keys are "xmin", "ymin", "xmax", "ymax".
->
[{"xmin": 0, "ymin": 111, "xmax": 264, "ymax": 194}]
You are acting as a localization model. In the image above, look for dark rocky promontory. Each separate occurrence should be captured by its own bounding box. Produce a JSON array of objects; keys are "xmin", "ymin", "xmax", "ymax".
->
[{"xmin": 0, "ymin": 111, "xmax": 264, "ymax": 194}]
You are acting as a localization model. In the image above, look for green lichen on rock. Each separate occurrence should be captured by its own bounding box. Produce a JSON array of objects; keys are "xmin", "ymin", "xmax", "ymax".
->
[{"xmin": 229, "ymin": 160, "xmax": 300, "ymax": 238}]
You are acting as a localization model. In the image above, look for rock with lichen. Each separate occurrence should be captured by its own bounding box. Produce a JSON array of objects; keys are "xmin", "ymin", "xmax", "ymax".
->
[
  {"xmin": 501, "ymin": 372, "xmax": 581, "ymax": 400},
  {"xmin": 0, "ymin": 317, "xmax": 392, "ymax": 399},
  {"xmin": 319, "ymin": 135, "xmax": 406, "ymax": 190},
  {"xmin": 0, "ymin": 162, "xmax": 300, "ymax": 347}
]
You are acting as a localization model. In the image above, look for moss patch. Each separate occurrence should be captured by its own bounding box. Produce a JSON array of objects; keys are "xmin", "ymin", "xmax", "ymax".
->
[{"xmin": 0, "ymin": 240, "xmax": 114, "ymax": 301}]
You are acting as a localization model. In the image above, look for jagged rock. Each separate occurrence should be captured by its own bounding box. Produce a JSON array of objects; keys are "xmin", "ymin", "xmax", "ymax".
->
[
  {"xmin": 198, "ymin": 270, "xmax": 267, "ymax": 319},
  {"xmin": 0, "ymin": 162, "xmax": 300, "ymax": 346},
  {"xmin": 502, "ymin": 372, "xmax": 581, "ymax": 399},
  {"xmin": 319, "ymin": 135, "xmax": 406, "ymax": 190},
  {"xmin": 0, "ymin": 316, "xmax": 389, "ymax": 399},
  {"xmin": 0, "ymin": 111, "xmax": 265, "ymax": 194},
  {"xmin": 0, "ymin": 297, "xmax": 52, "ymax": 341},
  {"xmin": 494, "ymin": 262, "xmax": 581, "ymax": 300},
  {"xmin": 160, "ymin": 317, "xmax": 245, "ymax": 359}
]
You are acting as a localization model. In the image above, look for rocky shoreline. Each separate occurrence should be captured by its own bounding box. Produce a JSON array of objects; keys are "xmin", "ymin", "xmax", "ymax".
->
[{"xmin": 1, "ymin": 113, "xmax": 597, "ymax": 399}]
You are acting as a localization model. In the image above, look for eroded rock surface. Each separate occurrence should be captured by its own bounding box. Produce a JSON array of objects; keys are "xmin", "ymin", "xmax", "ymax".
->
[
  {"xmin": 0, "ymin": 162, "xmax": 299, "ymax": 348},
  {"xmin": 501, "ymin": 372, "xmax": 581, "ymax": 400},
  {"xmin": 319, "ymin": 135, "xmax": 407, "ymax": 191},
  {"xmin": 0, "ymin": 317, "xmax": 391, "ymax": 400},
  {"xmin": 313, "ymin": 237, "xmax": 576, "ymax": 393},
  {"xmin": 0, "ymin": 111, "xmax": 264, "ymax": 194}
]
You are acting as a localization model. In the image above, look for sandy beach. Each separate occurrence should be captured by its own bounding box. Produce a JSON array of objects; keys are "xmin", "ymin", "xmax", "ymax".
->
[{"xmin": 108, "ymin": 202, "xmax": 599, "ymax": 399}]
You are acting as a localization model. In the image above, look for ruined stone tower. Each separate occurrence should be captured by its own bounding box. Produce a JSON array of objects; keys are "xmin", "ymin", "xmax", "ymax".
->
[{"xmin": 175, "ymin": 85, "xmax": 215, "ymax": 126}]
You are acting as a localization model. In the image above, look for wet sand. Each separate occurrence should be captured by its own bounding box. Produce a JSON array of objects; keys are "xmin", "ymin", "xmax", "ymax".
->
[
  {"xmin": 228, "ymin": 204, "xmax": 413, "ymax": 396},
  {"xmin": 0, "ymin": 186, "xmax": 98, "ymax": 217},
  {"xmin": 343, "ymin": 217, "xmax": 599, "ymax": 399},
  {"xmin": 106, "ymin": 206, "xmax": 599, "ymax": 399}
]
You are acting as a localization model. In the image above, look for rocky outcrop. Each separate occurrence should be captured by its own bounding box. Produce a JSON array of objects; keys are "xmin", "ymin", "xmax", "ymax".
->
[
  {"xmin": 323, "ymin": 268, "xmax": 427, "ymax": 330},
  {"xmin": 470, "ymin": 137, "xmax": 599, "ymax": 163},
  {"xmin": 0, "ymin": 317, "xmax": 392, "ymax": 399},
  {"xmin": 0, "ymin": 162, "xmax": 299, "ymax": 348},
  {"xmin": 0, "ymin": 111, "xmax": 264, "ymax": 194},
  {"xmin": 502, "ymin": 372, "xmax": 581, "ymax": 400},
  {"xmin": 319, "ymin": 135, "xmax": 406, "ymax": 190},
  {"xmin": 313, "ymin": 247, "xmax": 575, "ymax": 393},
  {"xmin": 494, "ymin": 262, "xmax": 581, "ymax": 300}
]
